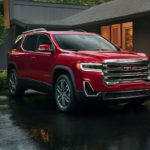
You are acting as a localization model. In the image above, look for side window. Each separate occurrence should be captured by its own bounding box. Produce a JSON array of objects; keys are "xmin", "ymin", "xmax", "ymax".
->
[
  {"xmin": 23, "ymin": 34, "xmax": 38, "ymax": 51},
  {"xmin": 37, "ymin": 34, "xmax": 54, "ymax": 50}
]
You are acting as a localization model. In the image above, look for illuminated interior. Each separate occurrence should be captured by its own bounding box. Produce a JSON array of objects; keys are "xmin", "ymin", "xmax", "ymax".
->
[{"xmin": 101, "ymin": 22, "xmax": 133, "ymax": 51}]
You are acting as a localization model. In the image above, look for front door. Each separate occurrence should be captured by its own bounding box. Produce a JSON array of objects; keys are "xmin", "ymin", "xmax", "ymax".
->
[{"xmin": 29, "ymin": 33, "xmax": 55, "ymax": 85}]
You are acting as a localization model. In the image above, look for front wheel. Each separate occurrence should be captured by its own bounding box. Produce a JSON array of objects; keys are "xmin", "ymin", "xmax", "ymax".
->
[{"xmin": 55, "ymin": 75, "xmax": 76, "ymax": 112}]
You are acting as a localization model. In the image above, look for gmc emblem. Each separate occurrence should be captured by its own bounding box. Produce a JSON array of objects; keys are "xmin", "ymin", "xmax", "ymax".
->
[{"xmin": 123, "ymin": 66, "xmax": 141, "ymax": 71}]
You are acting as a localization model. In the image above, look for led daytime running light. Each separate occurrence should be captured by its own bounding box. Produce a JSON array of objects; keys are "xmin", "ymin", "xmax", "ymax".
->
[{"xmin": 80, "ymin": 63, "xmax": 103, "ymax": 72}]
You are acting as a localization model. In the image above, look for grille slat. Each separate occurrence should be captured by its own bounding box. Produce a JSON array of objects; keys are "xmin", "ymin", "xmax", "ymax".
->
[
  {"xmin": 103, "ymin": 60, "xmax": 149, "ymax": 84},
  {"xmin": 106, "ymin": 72, "xmax": 148, "ymax": 78},
  {"xmin": 106, "ymin": 67, "xmax": 148, "ymax": 72}
]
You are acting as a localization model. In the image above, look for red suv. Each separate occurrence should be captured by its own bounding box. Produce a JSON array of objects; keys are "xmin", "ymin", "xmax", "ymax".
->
[{"xmin": 8, "ymin": 28, "xmax": 150, "ymax": 112}]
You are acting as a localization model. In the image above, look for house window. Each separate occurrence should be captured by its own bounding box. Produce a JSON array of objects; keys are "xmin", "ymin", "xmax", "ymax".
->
[
  {"xmin": 101, "ymin": 26, "xmax": 110, "ymax": 41},
  {"xmin": 101, "ymin": 22, "xmax": 133, "ymax": 51},
  {"xmin": 111, "ymin": 24, "xmax": 121, "ymax": 47},
  {"xmin": 122, "ymin": 22, "xmax": 133, "ymax": 51}
]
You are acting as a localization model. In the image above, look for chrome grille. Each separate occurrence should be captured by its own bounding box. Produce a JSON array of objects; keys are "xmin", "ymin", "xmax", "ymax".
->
[{"xmin": 103, "ymin": 59, "xmax": 149, "ymax": 85}]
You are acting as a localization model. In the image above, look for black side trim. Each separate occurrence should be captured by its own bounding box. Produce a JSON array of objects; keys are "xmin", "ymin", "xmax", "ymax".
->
[{"xmin": 19, "ymin": 78, "xmax": 53, "ymax": 94}]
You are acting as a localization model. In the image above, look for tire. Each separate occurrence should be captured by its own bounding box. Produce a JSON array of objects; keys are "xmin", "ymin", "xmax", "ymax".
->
[
  {"xmin": 55, "ymin": 74, "xmax": 76, "ymax": 112},
  {"xmin": 8, "ymin": 69, "xmax": 25, "ymax": 98}
]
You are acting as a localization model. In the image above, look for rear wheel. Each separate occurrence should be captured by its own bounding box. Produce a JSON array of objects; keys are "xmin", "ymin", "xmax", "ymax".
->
[
  {"xmin": 8, "ymin": 69, "xmax": 25, "ymax": 98},
  {"xmin": 55, "ymin": 74, "xmax": 76, "ymax": 112}
]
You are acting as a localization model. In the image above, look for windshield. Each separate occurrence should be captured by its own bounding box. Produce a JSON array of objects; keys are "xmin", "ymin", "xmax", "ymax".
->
[{"xmin": 54, "ymin": 34, "xmax": 118, "ymax": 51}]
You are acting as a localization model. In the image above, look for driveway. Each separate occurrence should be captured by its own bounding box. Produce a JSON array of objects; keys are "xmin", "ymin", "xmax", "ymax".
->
[{"xmin": 0, "ymin": 92, "xmax": 150, "ymax": 150}]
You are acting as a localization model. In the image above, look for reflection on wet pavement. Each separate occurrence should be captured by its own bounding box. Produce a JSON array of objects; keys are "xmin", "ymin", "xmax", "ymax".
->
[{"xmin": 0, "ymin": 93, "xmax": 150, "ymax": 150}]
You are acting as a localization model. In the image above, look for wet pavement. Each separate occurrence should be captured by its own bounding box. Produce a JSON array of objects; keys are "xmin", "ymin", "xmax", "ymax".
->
[{"xmin": 0, "ymin": 92, "xmax": 150, "ymax": 150}]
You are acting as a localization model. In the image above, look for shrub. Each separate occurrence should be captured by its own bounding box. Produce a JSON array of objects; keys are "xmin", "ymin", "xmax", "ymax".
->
[{"xmin": 0, "ymin": 71, "xmax": 7, "ymax": 90}]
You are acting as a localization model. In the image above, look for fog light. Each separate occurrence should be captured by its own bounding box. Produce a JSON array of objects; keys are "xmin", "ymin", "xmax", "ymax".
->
[
  {"xmin": 83, "ymin": 81, "xmax": 100, "ymax": 97},
  {"xmin": 105, "ymin": 81, "xmax": 119, "ymax": 86}
]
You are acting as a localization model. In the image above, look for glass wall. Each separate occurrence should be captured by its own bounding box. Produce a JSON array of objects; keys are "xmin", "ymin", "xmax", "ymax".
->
[
  {"xmin": 101, "ymin": 22, "xmax": 133, "ymax": 51},
  {"xmin": 111, "ymin": 24, "xmax": 121, "ymax": 47},
  {"xmin": 122, "ymin": 22, "xmax": 133, "ymax": 51},
  {"xmin": 101, "ymin": 26, "xmax": 110, "ymax": 41}
]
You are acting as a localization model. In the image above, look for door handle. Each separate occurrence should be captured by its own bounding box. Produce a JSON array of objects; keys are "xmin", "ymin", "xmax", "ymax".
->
[
  {"xmin": 31, "ymin": 56, "xmax": 37, "ymax": 59},
  {"xmin": 15, "ymin": 56, "xmax": 20, "ymax": 58}
]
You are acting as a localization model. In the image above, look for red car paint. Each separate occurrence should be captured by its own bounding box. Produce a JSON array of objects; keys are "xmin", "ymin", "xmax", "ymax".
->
[{"xmin": 8, "ymin": 30, "xmax": 150, "ymax": 103}]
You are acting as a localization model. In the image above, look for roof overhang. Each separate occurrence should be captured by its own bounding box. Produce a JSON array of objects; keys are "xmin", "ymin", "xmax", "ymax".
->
[
  {"xmin": 72, "ymin": 10, "xmax": 150, "ymax": 27},
  {"xmin": 11, "ymin": 8, "xmax": 150, "ymax": 29},
  {"xmin": 11, "ymin": 19, "xmax": 71, "ymax": 30},
  {"xmin": 59, "ymin": 0, "xmax": 150, "ymax": 27}
]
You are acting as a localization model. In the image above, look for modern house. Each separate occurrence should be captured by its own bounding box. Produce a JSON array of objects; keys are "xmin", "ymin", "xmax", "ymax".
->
[
  {"xmin": 61, "ymin": 0, "xmax": 150, "ymax": 55},
  {"xmin": 0, "ymin": 0, "xmax": 88, "ymax": 69},
  {"xmin": 1, "ymin": 0, "xmax": 150, "ymax": 69}
]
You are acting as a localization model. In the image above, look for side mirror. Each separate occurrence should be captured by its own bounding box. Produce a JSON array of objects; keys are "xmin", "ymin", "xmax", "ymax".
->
[{"xmin": 38, "ymin": 44, "xmax": 51, "ymax": 52}]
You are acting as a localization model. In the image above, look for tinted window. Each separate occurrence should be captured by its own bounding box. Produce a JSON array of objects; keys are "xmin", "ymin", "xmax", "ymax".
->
[
  {"xmin": 37, "ymin": 34, "xmax": 52, "ymax": 48},
  {"xmin": 23, "ymin": 34, "xmax": 38, "ymax": 51},
  {"xmin": 54, "ymin": 34, "xmax": 118, "ymax": 51}
]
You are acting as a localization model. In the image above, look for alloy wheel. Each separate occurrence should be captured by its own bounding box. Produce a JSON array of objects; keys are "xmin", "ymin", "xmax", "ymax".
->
[{"xmin": 56, "ymin": 79, "xmax": 71, "ymax": 110}]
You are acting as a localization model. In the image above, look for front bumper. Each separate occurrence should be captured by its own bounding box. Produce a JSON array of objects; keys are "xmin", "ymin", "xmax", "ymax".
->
[
  {"xmin": 76, "ymin": 89, "xmax": 150, "ymax": 103},
  {"xmin": 102, "ymin": 89, "xmax": 150, "ymax": 101}
]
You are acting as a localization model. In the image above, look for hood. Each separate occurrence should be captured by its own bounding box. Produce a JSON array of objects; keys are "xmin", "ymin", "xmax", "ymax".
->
[{"xmin": 74, "ymin": 50, "xmax": 148, "ymax": 62}]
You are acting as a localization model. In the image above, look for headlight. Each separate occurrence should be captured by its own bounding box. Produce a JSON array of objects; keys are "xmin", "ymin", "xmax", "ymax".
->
[{"xmin": 79, "ymin": 63, "xmax": 103, "ymax": 72}]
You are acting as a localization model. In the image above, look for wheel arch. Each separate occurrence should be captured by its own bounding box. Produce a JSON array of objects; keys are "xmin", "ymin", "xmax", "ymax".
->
[
  {"xmin": 52, "ymin": 65, "xmax": 76, "ymax": 90},
  {"xmin": 7, "ymin": 63, "xmax": 18, "ymax": 77}
]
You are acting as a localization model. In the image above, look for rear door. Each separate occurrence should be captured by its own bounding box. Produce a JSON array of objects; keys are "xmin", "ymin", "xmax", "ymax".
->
[{"xmin": 21, "ymin": 34, "xmax": 39, "ymax": 79}]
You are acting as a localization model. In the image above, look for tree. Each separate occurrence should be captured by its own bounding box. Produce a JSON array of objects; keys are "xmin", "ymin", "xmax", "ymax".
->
[
  {"xmin": 33, "ymin": 0, "xmax": 111, "ymax": 6},
  {"xmin": 0, "ymin": 14, "xmax": 6, "ymax": 45}
]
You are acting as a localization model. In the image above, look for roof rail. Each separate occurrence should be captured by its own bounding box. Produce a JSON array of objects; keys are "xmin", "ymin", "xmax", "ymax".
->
[
  {"xmin": 74, "ymin": 29, "xmax": 87, "ymax": 32},
  {"xmin": 22, "ymin": 28, "xmax": 47, "ymax": 34}
]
